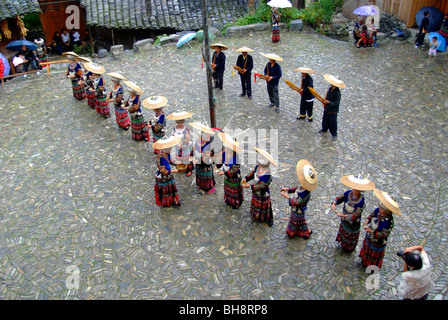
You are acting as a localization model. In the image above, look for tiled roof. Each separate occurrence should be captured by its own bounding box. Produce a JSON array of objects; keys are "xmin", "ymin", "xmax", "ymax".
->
[
  {"xmin": 0, "ymin": 0, "xmax": 41, "ymax": 20},
  {"xmin": 80, "ymin": 0, "xmax": 258, "ymax": 30}
]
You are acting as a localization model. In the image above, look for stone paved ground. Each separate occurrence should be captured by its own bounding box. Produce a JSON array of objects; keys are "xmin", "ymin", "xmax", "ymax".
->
[{"xmin": 0, "ymin": 30, "xmax": 447, "ymax": 300}]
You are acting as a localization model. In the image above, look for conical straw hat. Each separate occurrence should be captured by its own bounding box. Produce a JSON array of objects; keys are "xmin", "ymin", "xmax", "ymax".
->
[
  {"xmin": 210, "ymin": 43, "xmax": 228, "ymax": 50},
  {"xmin": 152, "ymin": 136, "xmax": 181, "ymax": 150},
  {"xmin": 218, "ymin": 132, "xmax": 241, "ymax": 153},
  {"xmin": 253, "ymin": 147, "xmax": 277, "ymax": 167},
  {"xmin": 374, "ymin": 188, "xmax": 402, "ymax": 216},
  {"xmin": 189, "ymin": 122, "xmax": 215, "ymax": 135},
  {"xmin": 261, "ymin": 53, "xmax": 283, "ymax": 61},
  {"xmin": 142, "ymin": 96, "xmax": 168, "ymax": 109},
  {"xmin": 296, "ymin": 159, "xmax": 317, "ymax": 191},
  {"xmin": 123, "ymin": 80, "xmax": 143, "ymax": 94},
  {"xmin": 294, "ymin": 67, "xmax": 315, "ymax": 74},
  {"xmin": 340, "ymin": 174, "xmax": 375, "ymax": 191},
  {"xmin": 324, "ymin": 74, "xmax": 346, "ymax": 88},
  {"xmin": 106, "ymin": 72, "xmax": 127, "ymax": 81},
  {"xmin": 235, "ymin": 46, "xmax": 254, "ymax": 52},
  {"xmin": 84, "ymin": 62, "xmax": 105, "ymax": 74},
  {"xmin": 166, "ymin": 111, "xmax": 193, "ymax": 121}
]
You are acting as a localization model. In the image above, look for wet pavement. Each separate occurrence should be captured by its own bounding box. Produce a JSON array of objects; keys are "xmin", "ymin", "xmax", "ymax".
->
[{"xmin": 0, "ymin": 30, "xmax": 447, "ymax": 300}]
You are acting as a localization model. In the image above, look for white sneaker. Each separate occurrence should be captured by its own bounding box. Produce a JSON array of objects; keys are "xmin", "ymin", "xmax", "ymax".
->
[{"xmin": 23, "ymin": 74, "xmax": 27, "ymax": 78}]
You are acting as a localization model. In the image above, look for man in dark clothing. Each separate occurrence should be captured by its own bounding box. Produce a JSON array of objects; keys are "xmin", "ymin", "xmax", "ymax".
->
[
  {"xmin": 211, "ymin": 43, "xmax": 227, "ymax": 90},
  {"xmin": 235, "ymin": 46, "xmax": 254, "ymax": 99},
  {"xmin": 15, "ymin": 45, "xmax": 41, "ymax": 72},
  {"xmin": 296, "ymin": 68, "xmax": 315, "ymax": 121},
  {"xmin": 318, "ymin": 74, "xmax": 345, "ymax": 141},
  {"xmin": 263, "ymin": 54, "xmax": 282, "ymax": 113},
  {"xmin": 415, "ymin": 11, "xmax": 430, "ymax": 48}
]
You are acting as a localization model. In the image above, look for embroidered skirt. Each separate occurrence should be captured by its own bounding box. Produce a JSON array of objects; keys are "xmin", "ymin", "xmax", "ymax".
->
[
  {"xmin": 155, "ymin": 175, "xmax": 180, "ymax": 207},
  {"xmin": 114, "ymin": 104, "xmax": 131, "ymax": 129},
  {"xmin": 195, "ymin": 164, "xmax": 215, "ymax": 191},
  {"xmin": 130, "ymin": 112, "xmax": 149, "ymax": 141},
  {"xmin": 86, "ymin": 89, "xmax": 96, "ymax": 108},
  {"xmin": 95, "ymin": 94, "xmax": 110, "ymax": 117},
  {"xmin": 335, "ymin": 220, "xmax": 360, "ymax": 252},
  {"xmin": 72, "ymin": 79, "xmax": 86, "ymax": 100},
  {"xmin": 224, "ymin": 173, "xmax": 243, "ymax": 208},
  {"xmin": 250, "ymin": 191, "xmax": 273, "ymax": 223},
  {"xmin": 359, "ymin": 235, "xmax": 387, "ymax": 268},
  {"xmin": 272, "ymin": 26, "xmax": 280, "ymax": 43},
  {"xmin": 286, "ymin": 208, "xmax": 310, "ymax": 238}
]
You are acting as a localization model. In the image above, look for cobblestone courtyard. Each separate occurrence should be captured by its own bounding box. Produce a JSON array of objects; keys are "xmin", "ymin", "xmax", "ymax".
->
[{"xmin": 0, "ymin": 31, "xmax": 447, "ymax": 300}]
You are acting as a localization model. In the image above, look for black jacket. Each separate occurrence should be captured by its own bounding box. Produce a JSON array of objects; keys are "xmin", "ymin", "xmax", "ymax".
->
[
  {"xmin": 301, "ymin": 75, "xmax": 314, "ymax": 101},
  {"xmin": 212, "ymin": 51, "xmax": 226, "ymax": 73},
  {"xmin": 236, "ymin": 54, "xmax": 253, "ymax": 78},
  {"xmin": 324, "ymin": 86, "xmax": 341, "ymax": 114}
]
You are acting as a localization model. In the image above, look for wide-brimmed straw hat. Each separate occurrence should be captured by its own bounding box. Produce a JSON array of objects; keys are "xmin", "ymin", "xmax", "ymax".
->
[
  {"xmin": 77, "ymin": 56, "xmax": 92, "ymax": 63},
  {"xmin": 166, "ymin": 111, "xmax": 193, "ymax": 121},
  {"xmin": 152, "ymin": 136, "xmax": 181, "ymax": 150},
  {"xmin": 340, "ymin": 174, "xmax": 375, "ymax": 191},
  {"xmin": 84, "ymin": 62, "xmax": 105, "ymax": 74},
  {"xmin": 324, "ymin": 74, "xmax": 346, "ymax": 88},
  {"xmin": 374, "ymin": 188, "xmax": 401, "ymax": 216},
  {"xmin": 294, "ymin": 67, "xmax": 315, "ymax": 74},
  {"xmin": 106, "ymin": 72, "xmax": 127, "ymax": 81},
  {"xmin": 210, "ymin": 43, "xmax": 228, "ymax": 50},
  {"xmin": 123, "ymin": 80, "xmax": 143, "ymax": 94},
  {"xmin": 142, "ymin": 96, "xmax": 168, "ymax": 109},
  {"xmin": 62, "ymin": 51, "xmax": 80, "ymax": 60},
  {"xmin": 188, "ymin": 122, "xmax": 215, "ymax": 135},
  {"xmin": 218, "ymin": 132, "xmax": 241, "ymax": 153},
  {"xmin": 262, "ymin": 53, "xmax": 283, "ymax": 61},
  {"xmin": 296, "ymin": 159, "xmax": 317, "ymax": 191},
  {"xmin": 253, "ymin": 147, "xmax": 278, "ymax": 167},
  {"xmin": 235, "ymin": 46, "xmax": 254, "ymax": 52}
]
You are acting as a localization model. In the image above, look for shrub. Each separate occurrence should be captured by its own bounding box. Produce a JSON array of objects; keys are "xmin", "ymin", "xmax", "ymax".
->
[
  {"xmin": 298, "ymin": 0, "xmax": 346, "ymax": 27},
  {"xmin": 74, "ymin": 43, "xmax": 92, "ymax": 55}
]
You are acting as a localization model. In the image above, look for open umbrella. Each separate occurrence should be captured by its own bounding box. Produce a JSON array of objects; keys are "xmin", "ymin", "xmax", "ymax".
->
[
  {"xmin": 416, "ymin": 7, "xmax": 444, "ymax": 33},
  {"xmin": 177, "ymin": 32, "xmax": 196, "ymax": 48},
  {"xmin": 5, "ymin": 40, "xmax": 37, "ymax": 51},
  {"xmin": 353, "ymin": 5, "xmax": 379, "ymax": 16},
  {"xmin": 0, "ymin": 53, "xmax": 11, "ymax": 78},
  {"xmin": 195, "ymin": 30, "xmax": 216, "ymax": 42},
  {"xmin": 427, "ymin": 32, "xmax": 447, "ymax": 52},
  {"xmin": 267, "ymin": 0, "xmax": 292, "ymax": 8}
]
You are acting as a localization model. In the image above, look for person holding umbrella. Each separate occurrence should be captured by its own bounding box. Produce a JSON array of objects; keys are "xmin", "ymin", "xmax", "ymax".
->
[
  {"xmin": 210, "ymin": 43, "xmax": 227, "ymax": 90},
  {"xmin": 235, "ymin": 46, "xmax": 254, "ymax": 99},
  {"xmin": 331, "ymin": 175, "xmax": 375, "ymax": 252},
  {"xmin": 416, "ymin": 11, "xmax": 430, "ymax": 48},
  {"xmin": 12, "ymin": 44, "xmax": 41, "ymax": 74},
  {"xmin": 282, "ymin": 159, "xmax": 317, "ymax": 239}
]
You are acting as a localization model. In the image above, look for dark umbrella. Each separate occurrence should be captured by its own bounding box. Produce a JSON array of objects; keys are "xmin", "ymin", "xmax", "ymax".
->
[
  {"xmin": 5, "ymin": 40, "xmax": 38, "ymax": 51},
  {"xmin": 416, "ymin": 6, "xmax": 444, "ymax": 33}
]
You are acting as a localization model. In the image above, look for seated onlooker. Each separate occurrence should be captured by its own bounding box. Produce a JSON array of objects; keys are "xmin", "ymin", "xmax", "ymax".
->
[
  {"xmin": 50, "ymin": 31, "xmax": 63, "ymax": 55},
  {"xmin": 61, "ymin": 28, "xmax": 72, "ymax": 52},
  {"xmin": 353, "ymin": 18, "xmax": 365, "ymax": 44},
  {"xmin": 15, "ymin": 45, "xmax": 41, "ymax": 72},
  {"xmin": 71, "ymin": 28, "xmax": 82, "ymax": 48},
  {"xmin": 357, "ymin": 25, "xmax": 374, "ymax": 48}
]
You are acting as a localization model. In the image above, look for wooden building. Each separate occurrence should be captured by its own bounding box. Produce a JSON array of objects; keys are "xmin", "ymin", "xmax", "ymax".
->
[{"xmin": 383, "ymin": 0, "xmax": 448, "ymax": 27}]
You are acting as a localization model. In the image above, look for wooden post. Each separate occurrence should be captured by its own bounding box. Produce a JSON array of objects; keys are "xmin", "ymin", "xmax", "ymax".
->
[{"xmin": 201, "ymin": 0, "xmax": 216, "ymax": 129}]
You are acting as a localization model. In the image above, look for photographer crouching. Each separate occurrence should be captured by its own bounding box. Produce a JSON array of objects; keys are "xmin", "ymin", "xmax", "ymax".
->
[{"xmin": 398, "ymin": 245, "xmax": 435, "ymax": 300}]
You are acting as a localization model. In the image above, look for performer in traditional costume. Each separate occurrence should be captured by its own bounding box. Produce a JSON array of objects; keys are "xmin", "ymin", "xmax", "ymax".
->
[
  {"xmin": 262, "ymin": 53, "xmax": 283, "ymax": 113},
  {"xmin": 106, "ymin": 72, "xmax": 130, "ymax": 130},
  {"xmin": 143, "ymin": 96, "xmax": 167, "ymax": 153},
  {"xmin": 210, "ymin": 43, "xmax": 227, "ymax": 90},
  {"xmin": 318, "ymin": 74, "xmax": 345, "ymax": 141},
  {"xmin": 84, "ymin": 62, "xmax": 109, "ymax": 118},
  {"xmin": 235, "ymin": 46, "xmax": 254, "ymax": 99},
  {"xmin": 190, "ymin": 122, "xmax": 217, "ymax": 193},
  {"xmin": 153, "ymin": 136, "xmax": 182, "ymax": 208},
  {"xmin": 123, "ymin": 80, "xmax": 149, "ymax": 142},
  {"xmin": 331, "ymin": 175, "xmax": 375, "ymax": 252},
  {"xmin": 295, "ymin": 68, "xmax": 315, "ymax": 122},
  {"xmin": 271, "ymin": 7, "xmax": 281, "ymax": 43},
  {"xmin": 242, "ymin": 148, "xmax": 276, "ymax": 227},
  {"xmin": 167, "ymin": 111, "xmax": 194, "ymax": 177},
  {"xmin": 64, "ymin": 52, "xmax": 86, "ymax": 101},
  {"xmin": 283, "ymin": 159, "xmax": 317, "ymax": 239},
  {"xmin": 79, "ymin": 57, "xmax": 95, "ymax": 108},
  {"xmin": 359, "ymin": 188, "xmax": 400, "ymax": 268},
  {"xmin": 216, "ymin": 132, "xmax": 243, "ymax": 209}
]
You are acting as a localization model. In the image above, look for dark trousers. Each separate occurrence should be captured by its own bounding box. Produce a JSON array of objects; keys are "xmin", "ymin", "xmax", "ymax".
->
[
  {"xmin": 299, "ymin": 99, "xmax": 314, "ymax": 119},
  {"xmin": 267, "ymin": 84, "xmax": 279, "ymax": 109},
  {"xmin": 416, "ymin": 32, "xmax": 426, "ymax": 46},
  {"xmin": 240, "ymin": 75, "xmax": 251, "ymax": 96},
  {"xmin": 321, "ymin": 111, "xmax": 338, "ymax": 136},
  {"xmin": 213, "ymin": 71, "xmax": 224, "ymax": 89}
]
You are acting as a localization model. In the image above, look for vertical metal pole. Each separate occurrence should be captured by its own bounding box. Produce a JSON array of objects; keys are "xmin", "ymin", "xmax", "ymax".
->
[{"xmin": 201, "ymin": 0, "xmax": 216, "ymax": 128}]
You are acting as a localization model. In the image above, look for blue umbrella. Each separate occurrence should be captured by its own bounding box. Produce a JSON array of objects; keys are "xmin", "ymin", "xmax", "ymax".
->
[
  {"xmin": 5, "ymin": 40, "xmax": 38, "ymax": 51},
  {"xmin": 353, "ymin": 5, "xmax": 378, "ymax": 16},
  {"xmin": 416, "ymin": 7, "xmax": 444, "ymax": 33},
  {"xmin": 427, "ymin": 32, "xmax": 446, "ymax": 52},
  {"xmin": 177, "ymin": 32, "xmax": 197, "ymax": 48},
  {"xmin": 0, "ymin": 52, "xmax": 11, "ymax": 77}
]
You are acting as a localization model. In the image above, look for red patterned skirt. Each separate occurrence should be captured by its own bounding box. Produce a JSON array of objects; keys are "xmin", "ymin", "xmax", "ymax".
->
[
  {"xmin": 155, "ymin": 175, "xmax": 180, "ymax": 207},
  {"xmin": 86, "ymin": 89, "xmax": 96, "ymax": 108},
  {"xmin": 224, "ymin": 173, "xmax": 243, "ymax": 208},
  {"xmin": 130, "ymin": 112, "xmax": 149, "ymax": 141},
  {"xmin": 250, "ymin": 191, "xmax": 273, "ymax": 223},
  {"xmin": 95, "ymin": 95, "xmax": 110, "ymax": 117},
  {"xmin": 335, "ymin": 220, "xmax": 360, "ymax": 252},
  {"xmin": 114, "ymin": 104, "xmax": 131, "ymax": 129},
  {"xmin": 286, "ymin": 209, "xmax": 310, "ymax": 238},
  {"xmin": 72, "ymin": 80, "xmax": 86, "ymax": 100},
  {"xmin": 272, "ymin": 27, "xmax": 280, "ymax": 43},
  {"xmin": 359, "ymin": 235, "xmax": 387, "ymax": 268},
  {"xmin": 195, "ymin": 164, "xmax": 215, "ymax": 191}
]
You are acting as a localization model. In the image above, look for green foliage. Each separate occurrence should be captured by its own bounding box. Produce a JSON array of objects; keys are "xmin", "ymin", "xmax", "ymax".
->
[
  {"xmin": 22, "ymin": 12, "xmax": 45, "ymax": 41},
  {"xmin": 153, "ymin": 34, "xmax": 168, "ymax": 45},
  {"xmin": 73, "ymin": 44, "xmax": 92, "ymax": 55},
  {"xmin": 298, "ymin": 0, "xmax": 346, "ymax": 27}
]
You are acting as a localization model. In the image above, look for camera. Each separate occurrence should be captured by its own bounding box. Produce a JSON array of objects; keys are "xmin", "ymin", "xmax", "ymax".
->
[{"xmin": 397, "ymin": 250, "xmax": 410, "ymax": 259}]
